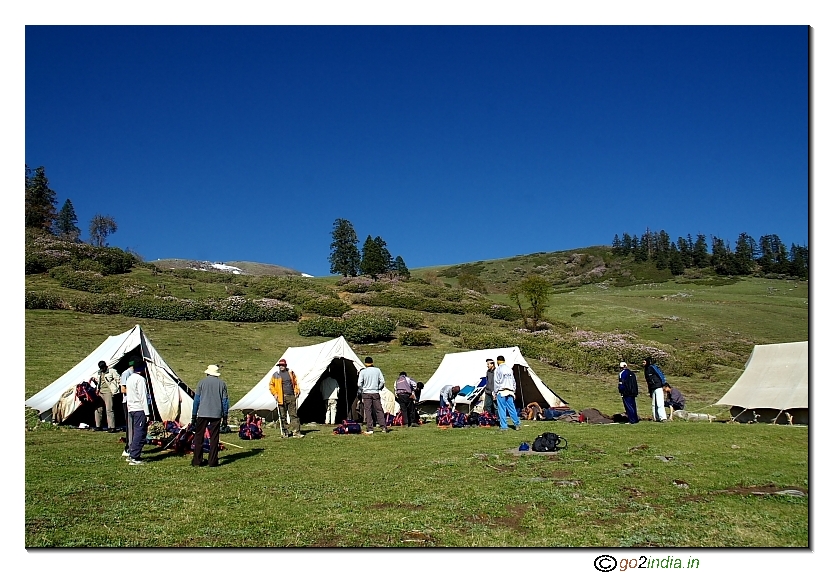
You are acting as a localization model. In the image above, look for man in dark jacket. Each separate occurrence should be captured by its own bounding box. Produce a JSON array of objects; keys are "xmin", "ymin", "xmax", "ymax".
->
[
  {"xmin": 483, "ymin": 358, "xmax": 497, "ymax": 416},
  {"xmin": 642, "ymin": 356, "xmax": 667, "ymax": 422},
  {"xmin": 617, "ymin": 361, "xmax": 639, "ymax": 424},
  {"xmin": 664, "ymin": 384, "xmax": 686, "ymax": 420},
  {"xmin": 191, "ymin": 364, "xmax": 229, "ymax": 467}
]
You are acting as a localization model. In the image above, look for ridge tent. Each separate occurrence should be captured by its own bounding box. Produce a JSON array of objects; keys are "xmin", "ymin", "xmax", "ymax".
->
[
  {"xmin": 231, "ymin": 336, "xmax": 395, "ymax": 424},
  {"xmin": 715, "ymin": 341, "xmax": 808, "ymax": 424},
  {"xmin": 25, "ymin": 324, "xmax": 195, "ymax": 427},
  {"xmin": 419, "ymin": 346, "xmax": 568, "ymax": 411}
]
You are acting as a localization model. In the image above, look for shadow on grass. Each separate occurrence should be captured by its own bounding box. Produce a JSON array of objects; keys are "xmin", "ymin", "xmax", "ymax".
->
[{"xmin": 218, "ymin": 448, "xmax": 265, "ymax": 465}]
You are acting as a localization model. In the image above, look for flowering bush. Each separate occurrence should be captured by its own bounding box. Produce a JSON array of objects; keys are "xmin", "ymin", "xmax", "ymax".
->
[
  {"xmin": 298, "ymin": 316, "xmax": 345, "ymax": 338},
  {"xmin": 438, "ymin": 324, "xmax": 463, "ymax": 337},
  {"xmin": 302, "ymin": 296, "xmax": 351, "ymax": 317},
  {"xmin": 72, "ymin": 293, "xmax": 124, "ymax": 315},
  {"xmin": 484, "ymin": 304, "xmax": 519, "ymax": 321},
  {"xmin": 210, "ymin": 296, "xmax": 299, "ymax": 322},
  {"xmin": 121, "ymin": 297, "xmax": 212, "ymax": 321},
  {"xmin": 399, "ymin": 330, "xmax": 432, "ymax": 346},
  {"xmin": 339, "ymin": 276, "xmax": 375, "ymax": 293},
  {"xmin": 25, "ymin": 290, "xmax": 68, "ymax": 310},
  {"xmin": 342, "ymin": 313, "xmax": 396, "ymax": 344}
]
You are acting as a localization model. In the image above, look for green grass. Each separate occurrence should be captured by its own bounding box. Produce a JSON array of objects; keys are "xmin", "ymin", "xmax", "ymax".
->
[{"xmin": 24, "ymin": 308, "xmax": 808, "ymax": 547}]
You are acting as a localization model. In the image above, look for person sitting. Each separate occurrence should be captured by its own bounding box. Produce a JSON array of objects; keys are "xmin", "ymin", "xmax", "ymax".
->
[{"xmin": 663, "ymin": 384, "xmax": 686, "ymax": 420}]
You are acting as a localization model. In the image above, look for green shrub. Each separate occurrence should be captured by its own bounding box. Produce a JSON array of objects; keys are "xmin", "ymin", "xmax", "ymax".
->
[
  {"xmin": 210, "ymin": 298, "xmax": 299, "ymax": 322},
  {"xmin": 386, "ymin": 309, "xmax": 424, "ymax": 329},
  {"xmin": 49, "ymin": 266, "xmax": 107, "ymax": 293},
  {"xmin": 25, "ymin": 290, "xmax": 67, "ymax": 310},
  {"xmin": 298, "ymin": 316, "xmax": 346, "ymax": 338},
  {"xmin": 302, "ymin": 297, "xmax": 351, "ymax": 317},
  {"xmin": 121, "ymin": 297, "xmax": 212, "ymax": 321},
  {"xmin": 92, "ymin": 247, "xmax": 137, "ymax": 275},
  {"xmin": 71, "ymin": 293, "xmax": 124, "ymax": 315},
  {"xmin": 399, "ymin": 330, "xmax": 432, "ymax": 346},
  {"xmin": 484, "ymin": 304, "xmax": 520, "ymax": 321},
  {"xmin": 72, "ymin": 258, "xmax": 106, "ymax": 274},
  {"xmin": 342, "ymin": 313, "xmax": 396, "ymax": 344},
  {"xmin": 438, "ymin": 324, "xmax": 462, "ymax": 337},
  {"xmin": 458, "ymin": 273, "xmax": 488, "ymax": 293}
]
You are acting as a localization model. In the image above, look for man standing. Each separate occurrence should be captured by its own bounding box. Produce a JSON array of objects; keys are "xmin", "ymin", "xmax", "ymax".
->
[
  {"xmin": 120, "ymin": 359, "xmax": 136, "ymax": 458},
  {"xmin": 357, "ymin": 357, "xmax": 389, "ymax": 434},
  {"xmin": 269, "ymin": 358, "xmax": 302, "ymax": 438},
  {"xmin": 618, "ymin": 361, "xmax": 639, "ymax": 424},
  {"xmin": 125, "ymin": 361, "xmax": 149, "ymax": 465},
  {"xmin": 191, "ymin": 364, "xmax": 229, "ymax": 467},
  {"xmin": 494, "ymin": 356, "xmax": 521, "ymax": 431},
  {"xmin": 93, "ymin": 360, "xmax": 120, "ymax": 432},
  {"xmin": 319, "ymin": 368, "xmax": 340, "ymax": 425},
  {"xmin": 484, "ymin": 358, "xmax": 497, "ymax": 416},
  {"xmin": 394, "ymin": 371, "xmax": 417, "ymax": 427},
  {"xmin": 643, "ymin": 356, "xmax": 667, "ymax": 422}
]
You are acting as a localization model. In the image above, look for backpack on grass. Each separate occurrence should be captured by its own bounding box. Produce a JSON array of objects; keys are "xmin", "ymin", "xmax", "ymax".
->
[{"xmin": 531, "ymin": 432, "xmax": 567, "ymax": 452}]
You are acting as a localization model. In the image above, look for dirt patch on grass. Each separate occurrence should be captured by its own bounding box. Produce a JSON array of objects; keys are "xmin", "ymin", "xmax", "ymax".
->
[
  {"xmin": 492, "ymin": 503, "xmax": 533, "ymax": 531},
  {"xmin": 401, "ymin": 530, "xmax": 436, "ymax": 545}
]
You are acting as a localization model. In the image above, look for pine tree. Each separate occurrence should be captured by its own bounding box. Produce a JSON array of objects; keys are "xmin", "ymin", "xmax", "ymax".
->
[
  {"xmin": 669, "ymin": 243, "xmax": 685, "ymax": 275},
  {"xmin": 25, "ymin": 165, "xmax": 57, "ymax": 231},
  {"xmin": 373, "ymin": 236, "xmax": 394, "ymax": 273},
  {"xmin": 54, "ymin": 199, "xmax": 81, "ymax": 241},
  {"xmin": 789, "ymin": 244, "xmax": 809, "ymax": 279},
  {"xmin": 612, "ymin": 234, "xmax": 622, "ymax": 255},
  {"xmin": 692, "ymin": 234, "xmax": 710, "ymax": 268},
  {"xmin": 360, "ymin": 235, "xmax": 386, "ymax": 278},
  {"xmin": 394, "ymin": 255, "xmax": 410, "ymax": 279},
  {"xmin": 328, "ymin": 218, "xmax": 361, "ymax": 277},
  {"xmin": 89, "ymin": 214, "xmax": 118, "ymax": 247},
  {"xmin": 733, "ymin": 232, "xmax": 757, "ymax": 275},
  {"xmin": 710, "ymin": 236, "xmax": 733, "ymax": 275}
]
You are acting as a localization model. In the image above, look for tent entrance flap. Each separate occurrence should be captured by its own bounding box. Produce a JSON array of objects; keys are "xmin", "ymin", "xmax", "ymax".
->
[{"xmin": 295, "ymin": 357, "xmax": 360, "ymax": 424}]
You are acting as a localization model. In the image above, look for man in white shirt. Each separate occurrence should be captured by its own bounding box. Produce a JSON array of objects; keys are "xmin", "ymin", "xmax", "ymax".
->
[
  {"xmin": 494, "ymin": 355, "xmax": 521, "ymax": 431},
  {"xmin": 319, "ymin": 368, "xmax": 340, "ymax": 425},
  {"xmin": 125, "ymin": 361, "xmax": 150, "ymax": 465},
  {"xmin": 119, "ymin": 359, "xmax": 135, "ymax": 458}
]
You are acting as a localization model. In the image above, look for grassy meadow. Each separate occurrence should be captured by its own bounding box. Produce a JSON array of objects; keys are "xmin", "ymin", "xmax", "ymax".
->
[{"xmin": 23, "ymin": 263, "xmax": 809, "ymax": 548}]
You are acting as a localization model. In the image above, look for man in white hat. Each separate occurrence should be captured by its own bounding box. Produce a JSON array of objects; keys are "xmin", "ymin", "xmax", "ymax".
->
[{"xmin": 191, "ymin": 364, "xmax": 230, "ymax": 467}]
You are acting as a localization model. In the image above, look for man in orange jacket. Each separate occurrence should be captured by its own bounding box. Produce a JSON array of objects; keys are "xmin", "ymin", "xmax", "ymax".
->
[{"xmin": 269, "ymin": 358, "xmax": 302, "ymax": 438}]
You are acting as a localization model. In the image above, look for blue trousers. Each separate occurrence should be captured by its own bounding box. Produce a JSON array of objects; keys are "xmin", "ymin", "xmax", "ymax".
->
[
  {"xmin": 128, "ymin": 411, "xmax": 147, "ymax": 460},
  {"xmin": 496, "ymin": 394, "xmax": 520, "ymax": 429},
  {"xmin": 622, "ymin": 396, "xmax": 639, "ymax": 424}
]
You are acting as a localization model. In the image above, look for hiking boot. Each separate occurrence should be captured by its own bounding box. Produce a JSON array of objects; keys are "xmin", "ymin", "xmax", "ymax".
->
[
  {"xmin": 121, "ymin": 450, "xmax": 130, "ymax": 457},
  {"xmin": 383, "ymin": 428, "xmax": 391, "ymax": 433},
  {"xmin": 293, "ymin": 433, "xmax": 305, "ymax": 438},
  {"xmin": 512, "ymin": 425, "xmax": 521, "ymax": 431},
  {"xmin": 128, "ymin": 458, "xmax": 145, "ymax": 465},
  {"xmin": 363, "ymin": 430, "xmax": 374, "ymax": 435}
]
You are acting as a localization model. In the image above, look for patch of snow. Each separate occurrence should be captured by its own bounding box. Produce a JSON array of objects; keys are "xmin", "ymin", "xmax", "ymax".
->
[
  {"xmin": 212, "ymin": 263, "xmax": 243, "ymax": 274},
  {"xmin": 301, "ymin": 273, "xmax": 314, "ymax": 278}
]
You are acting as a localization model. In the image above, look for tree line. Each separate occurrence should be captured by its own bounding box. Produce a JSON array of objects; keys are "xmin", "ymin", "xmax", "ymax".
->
[
  {"xmin": 25, "ymin": 165, "xmax": 118, "ymax": 247},
  {"xmin": 329, "ymin": 218, "xmax": 410, "ymax": 279},
  {"xmin": 611, "ymin": 229, "xmax": 808, "ymax": 279}
]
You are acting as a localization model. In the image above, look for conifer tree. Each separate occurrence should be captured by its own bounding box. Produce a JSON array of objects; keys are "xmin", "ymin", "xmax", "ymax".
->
[
  {"xmin": 328, "ymin": 218, "xmax": 361, "ymax": 276},
  {"xmin": 54, "ymin": 199, "xmax": 81, "ymax": 241},
  {"xmin": 692, "ymin": 234, "xmax": 710, "ymax": 268},
  {"xmin": 394, "ymin": 255, "xmax": 410, "ymax": 279},
  {"xmin": 360, "ymin": 235, "xmax": 386, "ymax": 278},
  {"xmin": 25, "ymin": 165, "xmax": 57, "ymax": 231}
]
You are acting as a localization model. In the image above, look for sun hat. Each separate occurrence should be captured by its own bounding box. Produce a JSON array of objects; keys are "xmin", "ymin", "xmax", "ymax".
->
[
  {"xmin": 204, "ymin": 364, "xmax": 221, "ymax": 376},
  {"xmin": 620, "ymin": 361, "xmax": 628, "ymax": 368},
  {"xmin": 278, "ymin": 359, "xmax": 287, "ymax": 366}
]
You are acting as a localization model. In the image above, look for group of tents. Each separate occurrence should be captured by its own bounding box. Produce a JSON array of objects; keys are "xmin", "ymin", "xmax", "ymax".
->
[{"xmin": 24, "ymin": 325, "xmax": 809, "ymax": 427}]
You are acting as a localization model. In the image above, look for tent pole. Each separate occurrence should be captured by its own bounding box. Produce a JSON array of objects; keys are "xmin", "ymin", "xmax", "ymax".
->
[
  {"xmin": 517, "ymin": 365, "xmax": 526, "ymax": 408},
  {"xmin": 341, "ymin": 358, "xmax": 348, "ymax": 424}
]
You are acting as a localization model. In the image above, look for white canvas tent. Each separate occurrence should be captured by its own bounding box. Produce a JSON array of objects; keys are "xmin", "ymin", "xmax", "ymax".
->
[
  {"xmin": 25, "ymin": 325, "xmax": 195, "ymax": 426},
  {"xmin": 231, "ymin": 336, "xmax": 396, "ymax": 423},
  {"xmin": 715, "ymin": 341, "xmax": 808, "ymax": 424},
  {"xmin": 419, "ymin": 346, "xmax": 568, "ymax": 410}
]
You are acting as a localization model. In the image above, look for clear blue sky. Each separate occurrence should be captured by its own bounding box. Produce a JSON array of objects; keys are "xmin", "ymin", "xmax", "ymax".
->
[{"xmin": 24, "ymin": 25, "xmax": 808, "ymax": 276}]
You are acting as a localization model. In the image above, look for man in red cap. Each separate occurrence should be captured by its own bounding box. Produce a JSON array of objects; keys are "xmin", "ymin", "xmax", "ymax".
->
[{"xmin": 269, "ymin": 358, "xmax": 302, "ymax": 437}]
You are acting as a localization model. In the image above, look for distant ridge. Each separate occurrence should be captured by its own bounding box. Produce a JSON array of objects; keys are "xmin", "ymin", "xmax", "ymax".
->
[{"xmin": 151, "ymin": 258, "xmax": 306, "ymax": 277}]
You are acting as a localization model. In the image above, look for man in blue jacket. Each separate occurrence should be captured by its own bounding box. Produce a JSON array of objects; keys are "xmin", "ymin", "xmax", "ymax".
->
[
  {"xmin": 617, "ymin": 361, "xmax": 639, "ymax": 424},
  {"xmin": 191, "ymin": 364, "xmax": 229, "ymax": 467}
]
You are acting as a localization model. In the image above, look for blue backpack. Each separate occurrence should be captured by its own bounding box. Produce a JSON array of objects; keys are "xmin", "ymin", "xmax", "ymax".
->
[{"xmin": 651, "ymin": 364, "xmax": 667, "ymax": 385}]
